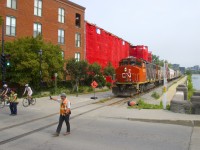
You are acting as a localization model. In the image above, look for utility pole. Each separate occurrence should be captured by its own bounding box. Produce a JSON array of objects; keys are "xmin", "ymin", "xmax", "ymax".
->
[
  {"xmin": 1, "ymin": 20, "xmax": 5, "ymax": 85},
  {"xmin": 38, "ymin": 49, "xmax": 42, "ymax": 94},
  {"xmin": 162, "ymin": 61, "xmax": 168, "ymax": 109}
]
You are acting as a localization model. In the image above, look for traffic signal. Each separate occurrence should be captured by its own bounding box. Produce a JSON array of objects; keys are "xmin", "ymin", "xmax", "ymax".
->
[
  {"xmin": 1, "ymin": 54, "xmax": 6, "ymax": 67},
  {"xmin": 1, "ymin": 54, "xmax": 11, "ymax": 67},
  {"xmin": 5, "ymin": 54, "xmax": 11, "ymax": 67}
]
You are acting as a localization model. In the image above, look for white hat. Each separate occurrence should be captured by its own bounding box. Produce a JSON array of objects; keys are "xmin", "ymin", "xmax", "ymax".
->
[
  {"xmin": 25, "ymin": 84, "xmax": 29, "ymax": 87},
  {"xmin": 60, "ymin": 93, "xmax": 66, "ymax": 97}
]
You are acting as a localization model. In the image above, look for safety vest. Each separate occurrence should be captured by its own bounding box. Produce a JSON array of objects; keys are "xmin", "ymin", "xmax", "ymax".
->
[
  {"xmin": 9, "ymin": 93, "xmax": 18, "ymax": 103},
  {"xmin": 60, "ymin": 99, "xmax": 70, "ymax": 115}
]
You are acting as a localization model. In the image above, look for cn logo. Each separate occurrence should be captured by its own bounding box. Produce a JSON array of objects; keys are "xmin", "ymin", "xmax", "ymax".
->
[{"xmin": 122, "ymin": 69, "xmax": 131, "ymax": 78}]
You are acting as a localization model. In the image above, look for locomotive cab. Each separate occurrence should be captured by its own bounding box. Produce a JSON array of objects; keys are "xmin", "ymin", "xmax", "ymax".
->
[{"xmin": 112, "ymin": 57, "xmax": 148, "ymax": 96}]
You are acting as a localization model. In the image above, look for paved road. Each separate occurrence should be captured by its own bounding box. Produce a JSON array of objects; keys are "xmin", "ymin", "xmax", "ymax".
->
[
  {"xmin": 0, "ymin": 85, "xmax": 200, "ymax": 150},
  {"xmin": 0, "ymin": 113, "xmax": 198, "ymax": 150}
]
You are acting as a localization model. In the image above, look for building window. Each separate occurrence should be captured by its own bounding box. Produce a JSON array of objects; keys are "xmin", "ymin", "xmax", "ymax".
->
[
  {"xmin": 6, "ymin": 16, "xmax": 16, "ymax": 36},
  {"xmin": 7, "ymin": 0, "xmax": 17, "ymax": 9},
  {"xmin": 58, "ymin": 8, "xmax": 65, "ymax": 23},
  {"xmin": 75, "ymin": 33, "xmax": 81, "ymax": 47},
  {"xmin": 58, "ymin": 29, "xmax": 65, "ymax": 44},
  {"xmin": 96, "ymin": 28, "xmax": 101, "ymax": 34},
  {"xmin": 33, "ymin": 23, "xmax": 42, "ymax": 37},
  {"xmin": 34, "ymin": 0, "xmax": 42, "ymax": 17},
  {"xmin": 75, "ymin": 13, "xmax": 81, "ymax": 27},
  {"xmin": 75, "ymin": 52, "xmax": 80, "ymax": 62}
]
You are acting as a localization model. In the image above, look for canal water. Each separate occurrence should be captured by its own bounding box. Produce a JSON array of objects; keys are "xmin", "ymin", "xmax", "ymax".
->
[{"xmin": 192, "ymin": 74, "xmax": 200, "ymax": 90}]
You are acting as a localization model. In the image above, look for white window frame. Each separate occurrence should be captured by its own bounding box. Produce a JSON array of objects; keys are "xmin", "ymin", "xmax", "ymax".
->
[
  {"xmin": 75, "ymin": 33, "xmax": 81, "ymax": 47},
  {"xmin": 7, "ymin": 0, "xmax": 17, "ymax": 9},
  {"xmin": 58, "ymin": 29, "xmax": 65, "ymax": 44},
  {"xmin": 58, "ymin": 8, "xmax": 65, "ymax": 23},
  {"xmin": 33, "ymin": 23, "xmax": 42, "ymax": 37},
  {"xmin": 6, "ymin": 16, "xmax": 16, "ymax": 36},
  {"xmin": 75, "ymin": 52, "xmax": 80, "ymax": 62},
  {"xmin": 34, "ymin": 0, "xmax": 42, "ymax": 17}
]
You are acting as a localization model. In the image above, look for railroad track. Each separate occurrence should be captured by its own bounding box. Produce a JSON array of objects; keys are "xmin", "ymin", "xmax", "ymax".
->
[
  {"xmin": 110, "ymin": 77, "xmax": 182, "ymax": 106},
  {"xmin": 0, "ymin": 97, "xmax": 126, "ymax": 145},
  {"xmin": 0, "ymin": 78, "xmax": 182, "ymax": 145}
]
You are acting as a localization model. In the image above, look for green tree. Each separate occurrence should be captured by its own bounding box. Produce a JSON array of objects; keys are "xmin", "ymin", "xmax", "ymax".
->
[
  {"xmin": 152, "ymin": 54, "xmax": 160, "ymax": 65},
  {"xmin": 66, "ymin": 58, "xmax": 88, "ymax": 96},
  {"xmin": 103, "ymin": 62, "xmax": 115, "ymax": 76},
  {"xmin": 1, "ymin": 36, "xmax": 64, "ymax": 90},
  {"xmin": 88, "ymin": 62, "xmax": 106, "ymax": 87}
]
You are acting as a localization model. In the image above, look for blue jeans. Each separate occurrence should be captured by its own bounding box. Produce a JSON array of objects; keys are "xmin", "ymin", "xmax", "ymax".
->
[
  {"xmin": 56, "ymin": 114, "xmax": 70, "ymax": 133},
  {"xmin": 9, "ymin": 102, "xmax": 17, "ymax": 115}
]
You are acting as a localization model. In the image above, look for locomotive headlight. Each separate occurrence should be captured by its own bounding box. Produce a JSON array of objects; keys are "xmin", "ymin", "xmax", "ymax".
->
[{"xmin": 124, "ymin": 67, "xmax": 127, "ymax": 72}]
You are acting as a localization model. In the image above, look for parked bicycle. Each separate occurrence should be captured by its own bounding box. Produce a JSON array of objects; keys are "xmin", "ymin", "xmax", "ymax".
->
[{"xmin": 22, "ymin": 97, "xmax": 36, "ymax": 107}]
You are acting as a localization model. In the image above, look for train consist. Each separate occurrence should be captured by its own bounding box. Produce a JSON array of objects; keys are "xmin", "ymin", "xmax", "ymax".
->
[{"xmin": 112, "ymin": 57, "xmax": 181, "ymax": 97}]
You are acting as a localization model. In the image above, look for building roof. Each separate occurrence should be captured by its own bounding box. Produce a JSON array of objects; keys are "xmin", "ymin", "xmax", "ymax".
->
[{"xmin": 58, "ymin": 0, "xmax": 86, "ymax": 10}]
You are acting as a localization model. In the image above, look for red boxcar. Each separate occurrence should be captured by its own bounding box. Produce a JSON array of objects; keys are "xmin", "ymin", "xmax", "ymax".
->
[
  {"xmin": 86, "ymin": 22, "xmax": 129, "ymax": 68},
  {"xmin": 148, "ymin": 51, "xmax": 152, "ymax": 63},
  {"xmin": 129, "ymin": 45, "xmax": 149, "ymax": 61}
]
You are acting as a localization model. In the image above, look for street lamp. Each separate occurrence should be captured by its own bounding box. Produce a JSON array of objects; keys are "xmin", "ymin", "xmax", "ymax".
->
[{"xmin": 38, "ymin": 49, "xmax": 42, "ymax": 92}]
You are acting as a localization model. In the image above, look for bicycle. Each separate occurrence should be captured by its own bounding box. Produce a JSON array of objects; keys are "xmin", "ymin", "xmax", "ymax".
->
[
  {"xmin": 0, "ymin": 96, "xmax": 6, "ymax": 108},
  {"xmin": 22, "ymin": 97, "xmax": 36, "ymax": 107},
  {"xmin": 0, "ymin": 96, "xmax": 9, "ymax": 108}
]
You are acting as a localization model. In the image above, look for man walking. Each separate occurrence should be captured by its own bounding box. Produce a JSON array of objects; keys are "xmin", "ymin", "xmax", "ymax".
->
[{"xmin": 50, "ymin": 93, "xmax": 71, "ymax": 136}]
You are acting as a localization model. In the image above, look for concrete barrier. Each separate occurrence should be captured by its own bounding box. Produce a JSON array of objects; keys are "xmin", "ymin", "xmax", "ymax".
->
[
  {"xmin": 191, "ymin": 96, "xmax": 200, "ymax": 103},
  {"xmin": 178, "ymin": 84, "xmax": 187, "ymax": 88},
  {"xmin": 193, "ymin": 91, "xmax": 200, "ymax": 96},
  {"xmin": 170, "ymin": 91, "xmax": 192, "ymax": 114},
  {"xmin": 191, "ymin": 96, "xmax": 200, "ymax": 114},
  {"xmin": 176, "ymin": 86, "xmax": 188, "ymax": 100}
]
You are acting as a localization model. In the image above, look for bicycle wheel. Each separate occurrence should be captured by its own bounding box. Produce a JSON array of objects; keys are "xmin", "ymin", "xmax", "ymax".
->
[
  {"xmin": 22, "ymin": 98, "xmax": 29, "ymax": 107},
  {"xmin": 30, "ymin": 98, "xmax": 36, "ymax": 105},
  {"xmin": 0, "ymin": 98, "xmax": 5, "ymax": 108}
]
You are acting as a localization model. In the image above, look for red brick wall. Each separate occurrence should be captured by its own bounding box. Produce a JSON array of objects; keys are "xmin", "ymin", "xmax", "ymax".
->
[{"xmin": 0, "ymin": 0, "xmax": 85, "ymax": 60}]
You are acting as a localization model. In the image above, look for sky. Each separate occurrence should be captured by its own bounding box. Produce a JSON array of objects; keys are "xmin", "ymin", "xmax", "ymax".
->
[{"xmin": 72, "ymin": 0, "xmax": 200, "ymax": 68}]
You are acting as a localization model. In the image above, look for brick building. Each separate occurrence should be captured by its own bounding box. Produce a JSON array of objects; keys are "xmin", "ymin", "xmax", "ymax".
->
[{"xmin": 0, "ymin": 0, "xmax": 85, "ymax": 61}]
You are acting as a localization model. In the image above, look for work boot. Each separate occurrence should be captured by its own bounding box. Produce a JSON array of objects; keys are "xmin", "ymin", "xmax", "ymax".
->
[
  {"xmin": 52, "ymin": 132, "xmax": 59, "ymax": 137},
  {"xmin": 63, "ymin": 132, "xmax": 70, "ymax": 136}
]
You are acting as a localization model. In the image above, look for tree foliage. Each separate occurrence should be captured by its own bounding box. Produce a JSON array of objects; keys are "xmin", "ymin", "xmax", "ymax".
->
[
  {"xmin": 152, "ymin": 54, "xmax": 172, "ymax": 68},
  {"xmin": 66, "ymin": 58, "xmax": 88, "ymax": 93},
  {"xmin": 103, "ymin": 62, "xmax": 115, "ymax": 76},
  {"xmin": 1, "ymin": 36, "xmax": 64, "ymax": 89},
  {"xmin": 88, "ymin": 62, "xmax": 106, "ymax": 87}
]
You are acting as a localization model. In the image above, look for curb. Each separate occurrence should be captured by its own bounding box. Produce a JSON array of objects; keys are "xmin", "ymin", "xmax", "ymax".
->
[{"xmin": 106, "ymin": 117, "xmax": 200, "ymax": 127}]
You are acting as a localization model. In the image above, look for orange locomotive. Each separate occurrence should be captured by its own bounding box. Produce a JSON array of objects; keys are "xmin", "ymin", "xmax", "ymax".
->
[{"xmin": 112, "ymin": 57, "xmax": 164, "ymax": 97}]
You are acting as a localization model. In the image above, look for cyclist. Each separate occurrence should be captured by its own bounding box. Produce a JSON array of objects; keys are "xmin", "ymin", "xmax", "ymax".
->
[
  {"xmin": 1, "ymin": 84, "xmax": 11, "ymax": 105},
  {"xmin": 22, "ymin": 84, "xmax": 33, "ymax": 100}
]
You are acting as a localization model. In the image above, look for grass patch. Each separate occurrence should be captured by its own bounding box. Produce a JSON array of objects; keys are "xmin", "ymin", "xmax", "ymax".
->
[
  {"xmin": 128, "ymin": 99, "xmax": 163, "ymax": 109},
  {"xmin": 187, "ymin": 74, "xmax": 194, "ymax": 100},
  {"xmin": 151, "ymin": 92, "xmax": 160, "ymax": 100},
  {"xmin": 99, "ymin": 98, "xmax": 111, "ymax": 103}
]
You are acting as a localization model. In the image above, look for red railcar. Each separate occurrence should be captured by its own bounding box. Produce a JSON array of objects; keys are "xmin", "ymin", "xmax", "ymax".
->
[
  {"xmin": 86, "ymin": 22, "xmax": 129, "ymax": 68},
  {"xmin": 129, "ymin": 45, "xmax": 149, "ymax": 62},
  {"xmin": 148, "ymin": 51, "xmax": 152, "ymax": 63}
]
